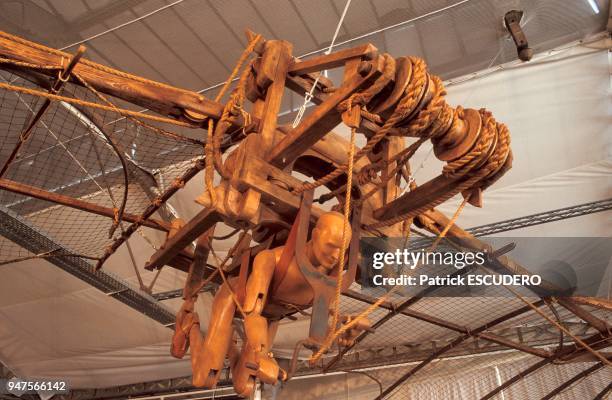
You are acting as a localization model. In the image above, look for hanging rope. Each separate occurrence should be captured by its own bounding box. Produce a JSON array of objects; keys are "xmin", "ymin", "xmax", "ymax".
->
[
  {"xmin": 0, "ymin": 249, "xmax": 99, "ymax": 266},
  {"xmin": 329, "ymin": 111, "xmax": 357, "ymax": 338},
  {"xmin": 208, "ymin": 230, "xmax": 253, "ymax": 319}
]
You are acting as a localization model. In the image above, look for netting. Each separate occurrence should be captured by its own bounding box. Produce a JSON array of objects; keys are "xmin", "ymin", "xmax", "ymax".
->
[
  {"xmin": 0, "ymin": 68, "xmax": 205, "ymax": 262},
  {"xmin": 284, "ymin": 255, "xmax": 611, "ymax": 399}
]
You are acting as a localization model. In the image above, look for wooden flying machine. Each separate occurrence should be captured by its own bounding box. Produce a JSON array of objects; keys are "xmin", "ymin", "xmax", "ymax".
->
[
  {"xmin": 0, "ymin": 28, "xmax": 514, "ymax": 397},
  {"xmin": 4, "ymin": 28, "xmax": 606, "ymax": 399}
]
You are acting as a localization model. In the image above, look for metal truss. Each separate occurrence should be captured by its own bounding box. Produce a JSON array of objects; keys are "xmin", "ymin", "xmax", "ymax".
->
[
  {"xmin": 466, "ymin": 198, "xmax": 612, "ymax": 236},
  {"xmin": 0, "ymin": 205, "xmax": 176, "ymax": 328}
]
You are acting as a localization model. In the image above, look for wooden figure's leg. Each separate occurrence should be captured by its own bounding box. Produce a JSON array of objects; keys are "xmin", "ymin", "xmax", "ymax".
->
[{"xmin": 192, "ymin": 282, "xmax": 236, "ymax": 388}]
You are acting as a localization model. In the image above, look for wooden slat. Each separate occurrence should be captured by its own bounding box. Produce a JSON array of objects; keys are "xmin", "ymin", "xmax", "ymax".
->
[
  {"xmin": 145, "ymin": 208, "xmax": 222, "ymax": 271},
  {"xmin": 0, "ymin": 177, "xmax": 170, "ymax": 231},
  {"xmin": 570, "ymin": 296, "xmax": 612, "ymax": 312},
  {"xmin": 288, "ymin": 43, "xmax": 378, "ymax": 75},
  {"xmin": 268, "ymin": 58, "xmax": 384, "ymax": 168}
]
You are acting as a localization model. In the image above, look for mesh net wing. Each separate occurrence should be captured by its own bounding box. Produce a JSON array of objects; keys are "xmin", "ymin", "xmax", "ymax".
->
[{"xmin": 0, "ymin": 69, "xmax": 204, "ymax": 261}]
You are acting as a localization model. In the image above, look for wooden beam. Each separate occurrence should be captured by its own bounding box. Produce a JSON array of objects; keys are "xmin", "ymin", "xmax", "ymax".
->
[
  {"xmin": 0, "ymin": 30, "xmax": 223, "ymax": 120},
  {"xmin": 145, "ymin": 208, "xmax": 222, "ymax": 271},
  {"xmin": 268, "ymin": 58, "xmax": 384, "ymax": 168},
  {"xmin": 570, "ymin": 296, "xmax": 612, "ymax": 312},
  {"xmin": 288, "ymin": 43, "xmax": 378, "ymax": 75},
  {"xmin": 541, "ymin": 362, "xmax": 606, "ymax": 400},
  {"xmin": 234, "ymin": 153, "xmax": 324, "ymax": 222},
  {"xmin": 374, "ymin": 174, "xmax": 464, "ymax": 221},
  {"xmin": 256, "ymin": 40, "xmax": 293, "ymax": 155},
  {"xmin": 0, "ymin": 177, "xmax": 170, "ymax": 231}
]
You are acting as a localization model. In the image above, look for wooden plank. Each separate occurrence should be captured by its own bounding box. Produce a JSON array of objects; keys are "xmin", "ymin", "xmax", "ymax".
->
[
  {"xmin": 288, "ymin": 43, "xmax": 378, "ymax": 75},
  {"xmin": 145, "ymin": 208, "xmax": 222, "ymax": 271},
  {"xmin": 268, "ymin": 58, "xmax": 384, "ymax": 168},
  {"xmin": 256, "ymin": 40, "xmax": 293, "ymax": 155},
  {"xmin": 285, "ymin": 74, "xmax": 330, "ymax": 105},
  {"xmin": 0, "ymin": 30, "xmax": 223, "ymax": 120},
  {"xmin": 0, "ymin": 177, "xmax": 170, "ymax": 231},
  {"xmin": 374, "ymin": 174, "xmax": 464, "ymax": 221}
]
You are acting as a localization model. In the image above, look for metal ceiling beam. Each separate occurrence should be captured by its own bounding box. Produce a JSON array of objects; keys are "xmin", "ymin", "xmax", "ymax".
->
[
  {"xmin": 0, "ymin": 204, "xmax": 176, "ymax": 327},
  {"xmin": 466, "ymin": 198, "xmax": 612, "ymax": 236}
]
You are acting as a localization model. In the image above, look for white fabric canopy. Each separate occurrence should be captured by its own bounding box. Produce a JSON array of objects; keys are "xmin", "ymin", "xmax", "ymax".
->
[{"xmin": 0, "ymin": 39, "xmax": 610, "ymax": 390}]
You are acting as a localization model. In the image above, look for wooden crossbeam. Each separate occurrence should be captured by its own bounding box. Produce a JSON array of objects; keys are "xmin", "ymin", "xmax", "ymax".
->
[
  {"xmin": 0, "ymin": 177, "xmax": 170, "ymax": 231},
  {"xmin": 288, "ymin": 43, "xmax": 378, "ymax": 75},
  {"xmin": 145, "ymin": 208, "xmax": 222, "ymax": 271},
  {"xmin": 268, "ymin": 57, "xmax": 384, "ymax": 168}
]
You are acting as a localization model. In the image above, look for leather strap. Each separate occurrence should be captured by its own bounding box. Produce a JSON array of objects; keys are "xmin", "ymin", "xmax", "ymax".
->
[
  {"xmin": 236, "ymin": 248, "xmax": 251, "ymax": 305},
  {"xmin": 270, "ymin": 209, "xmax": 301, "ymax": 295}
]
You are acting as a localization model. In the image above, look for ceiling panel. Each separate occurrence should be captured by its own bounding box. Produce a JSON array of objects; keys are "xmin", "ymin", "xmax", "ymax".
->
[{"xmin": 1, "ymin": 0, "xmax": 607, "ymax": 95}]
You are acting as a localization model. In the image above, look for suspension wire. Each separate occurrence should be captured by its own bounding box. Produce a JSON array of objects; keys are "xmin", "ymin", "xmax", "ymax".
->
[
  {"xmin": 292, "ymin": 0, "xmax": 353, "ymax": 128},
  {"xmin": 198, "ymin": 0, "xmax": 471, "ymax": 96},
  {"xmin": 59, "ymin": 0, "xmax": 188, "ymax": 51}
]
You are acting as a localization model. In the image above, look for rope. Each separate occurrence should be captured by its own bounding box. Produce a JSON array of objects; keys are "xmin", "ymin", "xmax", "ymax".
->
[
  {"xmin": 366, "ymin": 109, "xmax": 511, "ymax": 229},
  {"xmin": 0, "ymin": 250, "xmax": 99, "ymax": 266},
  {"xmin": 292, "ymin": 0, "xmax": 353, "ymax": 128},
  {"xmin": 0, "ymin": 57, "xmax": 60, "ymax": 70},
  {"xmin": 330, "ymin": 121, "xmax": 357, "ymax": 338},
  {"xmin": 442, "ymin": 108, "xmax": 495, "ymax": 178},
  {"xmin": 204, "ymin": 34, "xmax": 261, "ymax": 205},
  {"xmin": 208, "ymin": 231, "xmax": 251, "ymax": 319}
]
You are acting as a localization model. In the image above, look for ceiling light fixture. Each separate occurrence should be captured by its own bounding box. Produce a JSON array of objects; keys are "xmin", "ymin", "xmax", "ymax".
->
[{"xmin": 586, "ymin": 0, "xmax": 600, "ymax": 14}]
